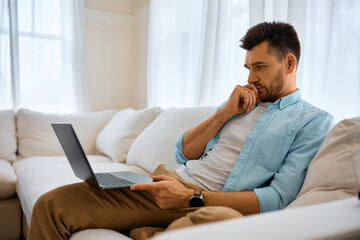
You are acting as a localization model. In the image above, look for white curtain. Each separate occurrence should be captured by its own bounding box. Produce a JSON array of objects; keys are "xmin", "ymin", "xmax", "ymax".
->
[
  {"xmin": 147, "ymin": 0, "xmax": 360, "ymax": 122},
  {"xmin": 147, "ymin": 0, "xmax": 250, "ymax": 108},
  {"xmin": 0, "ymin": 0, "xmax": 88, "ymax": 113},
  {"xmin": 294, "ymin": 0, "xmax": 360, "ymax": 123}
]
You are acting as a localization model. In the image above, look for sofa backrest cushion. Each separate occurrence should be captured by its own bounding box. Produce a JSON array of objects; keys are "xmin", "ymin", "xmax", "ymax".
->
[
  {"xmin": 96, "ymin": 107, "xmax": 163, "ymax": 163},
  {"xmin": 127, "ymin": 106, "xmax": 217, "ymax": 173},
  {"xmin": 17, "ymin": 108, "xmax": 116, "ymax": 158},
  {"xmin": 287, "ymin": 117, "xmax": 360, "ymax": 208},
  {"xmin": 0, "ymin": 110, "xmax": 17, "ymax": 161}
]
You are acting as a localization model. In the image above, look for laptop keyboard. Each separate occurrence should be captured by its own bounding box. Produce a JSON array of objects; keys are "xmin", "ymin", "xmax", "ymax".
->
[{"xmin": 95, "ymin": 173, "xmax": 135, "ymax": 187}]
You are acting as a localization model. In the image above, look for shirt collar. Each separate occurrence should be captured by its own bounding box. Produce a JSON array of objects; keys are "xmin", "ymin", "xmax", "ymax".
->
[{"xmin": 268, "ymin": 89, "xmax": 301, "ymax": 110}]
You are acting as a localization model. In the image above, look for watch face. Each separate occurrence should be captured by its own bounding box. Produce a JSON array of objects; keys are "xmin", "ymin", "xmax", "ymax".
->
[{"xmin": 189, "ymin": 196, "xmax": 204, "ymax": 207}]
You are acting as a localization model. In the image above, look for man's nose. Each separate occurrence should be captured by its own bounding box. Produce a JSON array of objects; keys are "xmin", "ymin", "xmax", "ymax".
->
[{"xmin": 247, "ymin": 71, "xmax": 258, "ymax": 84}]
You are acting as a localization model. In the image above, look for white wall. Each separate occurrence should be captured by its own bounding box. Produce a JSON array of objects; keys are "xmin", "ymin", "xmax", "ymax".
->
[{"xmin": 84, "ymin": 0, "xmax": 149, "ymax": 111}]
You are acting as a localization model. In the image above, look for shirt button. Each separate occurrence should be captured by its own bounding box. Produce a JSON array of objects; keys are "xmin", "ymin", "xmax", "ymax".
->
[{"xmin": 280, "ymin": 105, "xmax": 284, "ymax": 109}]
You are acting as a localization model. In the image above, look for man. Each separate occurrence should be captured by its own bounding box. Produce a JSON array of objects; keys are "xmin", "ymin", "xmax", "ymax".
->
[{"xmin": 28, "ymin": 22, "xmax": 334, "ymax": 240}]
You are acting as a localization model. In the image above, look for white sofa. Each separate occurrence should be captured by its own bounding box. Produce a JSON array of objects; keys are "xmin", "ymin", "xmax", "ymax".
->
[{"xmin": 0, "ymin": 107, "xmax": 359, "ymax": 240}]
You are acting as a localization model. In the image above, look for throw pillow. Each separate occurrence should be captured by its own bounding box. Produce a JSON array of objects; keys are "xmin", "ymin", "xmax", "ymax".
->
[
  {"xmin": 95, "ymin": 107, "xmax": 163, "ymax": 163},
  {"xmin": 17, "ymin": 108, "xmax": 116, "ymax": 158},
  {"xmin": 287, "ymin": 117, "xmax": 360, "ymax": 208}
]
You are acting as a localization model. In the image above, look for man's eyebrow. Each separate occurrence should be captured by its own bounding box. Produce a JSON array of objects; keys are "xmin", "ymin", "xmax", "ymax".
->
[
  {"xmin": 251, "ymin": 61, "xmax": 267, "ymax": 66},
  {"xmin": 244, "ymin": 61, "xmax": 267, "ymax": 69}
]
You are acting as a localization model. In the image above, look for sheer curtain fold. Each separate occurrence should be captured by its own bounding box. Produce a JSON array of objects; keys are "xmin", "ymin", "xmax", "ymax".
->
[
  {"xmin": 147, "ymin": 0, "xmax": 360, "ymax": 122},
  {"xmin": 63, "ymin": 0, "xmax": 90, "ymax": 112},
  {"xmin": 0, "ymin": 0, "xmax": 17, "ymax": 110},
  {"xmin": 0, "ymin": 0, "xmax": 88, "ymax": 113},
  {"xmin": 296, "ymin": 0, "xmax": 360, "ymax": 122},
  {"xmin": 7, "ymin": 0, "xmax": 20, "ymax": 109},
  {"xmin": 147, "ymin": 0, "xmax": 208, "ymax": 108}
]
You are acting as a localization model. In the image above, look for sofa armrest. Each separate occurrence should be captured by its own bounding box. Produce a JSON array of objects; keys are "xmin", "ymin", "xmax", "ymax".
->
[
  {"xmin": 69, "ymin": 229, "xmax": 131, "ymax": 240},
  {"xmin": 0, "ymin": 159, "xmax": 17, "ymax": 199},
  {"xmin": 151, "ymin": 197, "xmax": 360, "ymax": 240}
]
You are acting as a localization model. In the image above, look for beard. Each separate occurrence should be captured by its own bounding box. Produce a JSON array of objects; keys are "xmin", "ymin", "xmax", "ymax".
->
[{"xmin": 256, "ymin": 70, "xmax": 285, "ymax": 102}]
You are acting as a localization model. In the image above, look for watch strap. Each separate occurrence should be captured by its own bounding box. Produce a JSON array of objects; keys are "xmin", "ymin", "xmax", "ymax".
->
[{"xmin": 193, "ymin": 189, "xmax": 202, "ymax": 197}]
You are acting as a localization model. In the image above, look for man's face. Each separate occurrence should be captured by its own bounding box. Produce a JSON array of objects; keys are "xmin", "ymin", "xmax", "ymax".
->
[{"xmin": 244, "ymin": 41, "xmax": 287, "ymax": 102}]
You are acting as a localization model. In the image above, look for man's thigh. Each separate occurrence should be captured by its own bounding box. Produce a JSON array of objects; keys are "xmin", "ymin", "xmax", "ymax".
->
[{"xmin": 33, "ymin": 182, "xmax": 193, "ymax": 233}]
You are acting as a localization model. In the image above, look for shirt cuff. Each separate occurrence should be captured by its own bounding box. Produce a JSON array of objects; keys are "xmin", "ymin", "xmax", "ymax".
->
[
  {"xmin": 174, "ymin": 131, "xmax": 189, "ymax": 164},
  {"xmin": 254, "ymin": 187, "xmax": 280, "ymax": 213}
]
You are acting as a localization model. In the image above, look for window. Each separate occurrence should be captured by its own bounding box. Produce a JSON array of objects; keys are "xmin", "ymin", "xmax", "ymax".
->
[{"xmin": 1, "ymin": 0, "xmax": 84, "ymax": 113}]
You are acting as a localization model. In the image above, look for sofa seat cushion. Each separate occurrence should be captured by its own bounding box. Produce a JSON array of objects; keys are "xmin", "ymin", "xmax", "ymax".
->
[
  {"xmin": 0, "ymin": 159, "xmax": 17, "ymax": 199},
  {"xmin": 16, "ymin": 108, "xmax": 116, "ymax": 158},
  {"xmin": 13, "ymin": 156, "xmax": 148, "ymax": 225},
  {"xmin": 0, "ymin": 110, "xmax": 17, "ymax": 162},
  {"xmin": 288, "ymin": 117, "xmax": 360, "ymax": 208}
]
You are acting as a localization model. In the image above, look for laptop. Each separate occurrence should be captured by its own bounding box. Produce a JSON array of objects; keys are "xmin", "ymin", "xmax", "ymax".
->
[{"xmin": 52, "ymin": 123, "xmax": 153, "ymax": 190}]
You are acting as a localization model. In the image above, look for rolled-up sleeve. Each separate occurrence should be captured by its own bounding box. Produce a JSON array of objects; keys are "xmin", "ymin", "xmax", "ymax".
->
[
  {"xmin": 254, "ymin": 113, "xmax": 334, "ymax": 212},
  {"xmin": 174, "ymin": 131, "xmax": 190, "ymax": 165}
]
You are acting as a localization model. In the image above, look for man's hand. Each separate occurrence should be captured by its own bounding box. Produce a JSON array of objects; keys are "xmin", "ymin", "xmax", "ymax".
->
[
  {"xmin": 222, "ymin": 83, "xmax": 260, "ymax": 118},
  {"xmin": 130, "ymin": 175, "xmax": 193, "ymax": 210}
]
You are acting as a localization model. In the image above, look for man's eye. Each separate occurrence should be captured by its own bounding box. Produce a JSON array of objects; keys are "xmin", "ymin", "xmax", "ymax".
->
[{"xmin": 257, "ymin": 65, "xmax": 264, "ymax": 69}]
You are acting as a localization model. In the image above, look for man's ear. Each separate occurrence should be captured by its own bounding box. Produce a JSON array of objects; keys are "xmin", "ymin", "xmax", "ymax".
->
[{"xmin": 286, "ymin": 53, "xmax": 297, "ymax": 73}]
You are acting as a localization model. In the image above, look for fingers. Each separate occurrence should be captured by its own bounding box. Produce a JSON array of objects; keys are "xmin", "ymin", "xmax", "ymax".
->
[
  {"xmin": 130, "ymin": 183, "xmax": 153, "ymax": 191},
  {"xmin": 131, "ymin": 176, "xmax": 192, "ymax": 210},
  {"xmin": 245, "ymin": 83, "xmax": 258, "ymax": 95},
  {"xmin": 245, "ymin": 83, "xmax": 260, "ymax": 105},
  {"xmin": 243, "ymin": 90, "xmax": 251, "ymax": 111},
  {"xmin": 224, "ymin": 84, "xmax": 259, "ymax": 117},
  {"xmin": 243, "ymin": 88, "xmax": 257, "ymax": 112},
  {"xmin": 152, "ymin": 175, "xmax": 176, "ymax": 182},
  {"xmin": 130, "ymin": 182, "xmax": 165, "ymax": 191},
  {"xmin": 130, "ymin": 175, "xmax": 176, "ymax": 191},
  {"xmin": 249, "ymin": 84, "xmax": 260, "ymax": 104}
]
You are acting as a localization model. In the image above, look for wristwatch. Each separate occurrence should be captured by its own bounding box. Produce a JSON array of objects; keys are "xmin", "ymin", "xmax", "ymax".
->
[{"xmin": 189, "ymin": 190, "xmax": 204, "ymax": 207}]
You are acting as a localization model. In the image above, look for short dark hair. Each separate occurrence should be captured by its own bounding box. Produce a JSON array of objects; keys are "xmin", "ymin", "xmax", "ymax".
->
[{"xmin": 240, "ymin": 21, "xmax": 301, "ymax": 65}]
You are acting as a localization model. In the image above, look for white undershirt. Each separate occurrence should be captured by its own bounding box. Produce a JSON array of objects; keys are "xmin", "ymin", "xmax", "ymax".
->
[{"xmin": 176, "ymin": 102, "xmax": 270, "ymax": 191}]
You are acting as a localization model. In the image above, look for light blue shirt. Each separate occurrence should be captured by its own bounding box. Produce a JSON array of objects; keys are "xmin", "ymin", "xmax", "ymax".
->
[{"xmin": 174, "ymin": 90, "xmax": 334, "ymax": 213}]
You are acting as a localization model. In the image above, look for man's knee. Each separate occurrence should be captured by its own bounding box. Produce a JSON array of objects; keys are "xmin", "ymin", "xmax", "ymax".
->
[
  {"xmin": 188, "ymin": 206, "xmax": 244, "ymax": 224},
  {"xmin": 167, "ymin": 206, "xmax": 243, "ymax": 231},
  {"xmin": 33, "ymin": 183, "xmax": 86, "ymax": 217}
]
